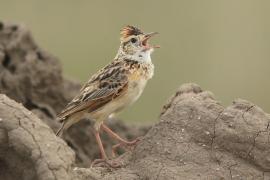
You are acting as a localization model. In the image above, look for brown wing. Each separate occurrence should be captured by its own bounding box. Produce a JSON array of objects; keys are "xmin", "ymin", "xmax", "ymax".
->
[{"xmin": 57, "ymin": 60, "xmax": 129, "ymax": 121}]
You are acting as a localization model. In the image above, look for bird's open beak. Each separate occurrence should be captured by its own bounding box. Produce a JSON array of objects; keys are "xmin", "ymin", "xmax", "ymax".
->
[
  {"xmin": 145, "ymin": 32, "xmax": 159, "ymax": 38},
  {"xmin": 141, "ymin": 32, "xmax": 160, "ymax": 51}
]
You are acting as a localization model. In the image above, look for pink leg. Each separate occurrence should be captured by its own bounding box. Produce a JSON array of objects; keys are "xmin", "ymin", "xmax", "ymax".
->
[
  {"xmin": 94, "ymin": 130, "xmax": 107, "ymax": 159},
  {"xmin": 101, "ymin": 124, "xmax": 139, "ymax": 157},
  {"xmin": 91, "ymin": 130, "xmax": 122, "ymax": 168},
  {"xmin": 101, "ymin": 123, "xmax": 140, "ymax": 145}
]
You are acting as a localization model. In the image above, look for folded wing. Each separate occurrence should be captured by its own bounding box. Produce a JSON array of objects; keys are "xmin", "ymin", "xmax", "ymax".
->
[{"xmin": 57, "ymin": 61, "xmax": 128, "ymax": 121}]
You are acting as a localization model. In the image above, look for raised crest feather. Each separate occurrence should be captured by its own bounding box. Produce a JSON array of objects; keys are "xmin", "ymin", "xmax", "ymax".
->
[{"xmin": 120, "ymin": 25, "xmax": 144, "ymax": 38}]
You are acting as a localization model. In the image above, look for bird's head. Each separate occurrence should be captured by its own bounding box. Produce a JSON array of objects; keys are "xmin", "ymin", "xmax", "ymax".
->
[{"xmin": 117, "ymin": 25, "xmax": 159, "ymax": 62}]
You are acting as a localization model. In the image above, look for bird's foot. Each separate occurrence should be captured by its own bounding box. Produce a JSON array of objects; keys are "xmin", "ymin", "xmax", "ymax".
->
[
  {"xmin": 90, "ymin": 158, "xmax": 122, "ymax": 168},
  {"xmin": 112, "ymin": 137, "xmax": 141, "ymax": 157}
]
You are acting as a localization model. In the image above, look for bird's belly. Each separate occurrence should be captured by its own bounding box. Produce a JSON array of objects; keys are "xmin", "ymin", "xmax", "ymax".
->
[
  {"xmin": 90, "ymin": 79, "xmax": 147, "ymax": 119},
  {"xmin": 124, "ymin": 79, "xmax": 147, "ymax": 106}
]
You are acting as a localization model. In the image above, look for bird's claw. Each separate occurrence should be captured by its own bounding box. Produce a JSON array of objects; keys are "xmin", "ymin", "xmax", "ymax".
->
[
  {"xmin": 90, "ymin": 158, "xmax": 122, "ymax": 168},
  {"xmin": 111, "ymin": 137, "xmax": 141, "ymax": 157}
]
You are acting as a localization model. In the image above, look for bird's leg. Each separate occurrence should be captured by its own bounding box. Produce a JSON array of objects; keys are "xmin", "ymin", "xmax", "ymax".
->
[
  {"xmin": 94, "ymin": 129, "xmax": 107, "ymax": 159},
  {"xmin": 91, "ymin": 129, "xmax": 122, "ymax": 168},
  {"xmin": 101, "ymin": 123, "xmax": 140, "ymax": 155},
  {"xmin": 101, "ymin": 123, "xmax": 140, "ymax": 145}
]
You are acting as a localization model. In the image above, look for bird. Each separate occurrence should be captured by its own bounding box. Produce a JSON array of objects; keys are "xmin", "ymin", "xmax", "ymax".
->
[{"xmin": 56, "ymin": 25, "xmax": 159, "ymax": 167}]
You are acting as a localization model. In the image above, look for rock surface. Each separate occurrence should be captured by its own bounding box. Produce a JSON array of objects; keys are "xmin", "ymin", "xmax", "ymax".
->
[
  {"xmin": 1, "ymin": 83, "xmax": 270, "ymax": 180},
  {"xmin": 0, "ymin": 21, "xmax": 80, "ymax": 130},
  {"xmin": 0, "ymin": 22, "xmax": 270, "ymax": 179},
  {"xmin": 72, "ymin": 83, "xmax": 270, "ymax": 180},
  {"xmin": 0, "ymin": 94, "xmax": 75, "ymax": 180}
]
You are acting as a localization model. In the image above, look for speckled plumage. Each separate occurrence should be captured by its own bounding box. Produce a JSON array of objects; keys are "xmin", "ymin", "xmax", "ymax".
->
[{"xmin": 56, "ymin": 26, "xmax": 157, "ymax": 136}]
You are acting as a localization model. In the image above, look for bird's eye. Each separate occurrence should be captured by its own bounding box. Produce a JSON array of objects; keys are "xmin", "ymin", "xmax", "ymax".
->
[{"xmin": 130, "ymin": 38, "xmax": 137, "ymax": 43}]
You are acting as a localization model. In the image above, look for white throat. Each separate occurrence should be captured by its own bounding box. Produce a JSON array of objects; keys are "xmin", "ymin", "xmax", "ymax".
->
[
  {"xmin": 115, "ymin": 48, "xmax": 154, "ymax": 63},
  {"xmin": 130, "ymin": 49, "xmax": 153, "ymax": 63}
]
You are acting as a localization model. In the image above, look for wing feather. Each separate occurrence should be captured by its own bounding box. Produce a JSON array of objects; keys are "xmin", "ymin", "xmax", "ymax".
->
[{"xmin": 57, "ymin": 60, "xmax": 128, "ymax": 120}]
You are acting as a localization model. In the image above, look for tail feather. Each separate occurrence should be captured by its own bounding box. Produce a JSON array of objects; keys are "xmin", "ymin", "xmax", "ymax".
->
[
  {"xmin": 56, "ymin": 113, "xmax": 83, "ymax": 137},
  {"xmin": 56, "ymin": 121, "xmax": 65, "ymax": 137}
]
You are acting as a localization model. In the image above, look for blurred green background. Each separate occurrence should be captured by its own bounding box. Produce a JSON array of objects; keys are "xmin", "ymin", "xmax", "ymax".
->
[{"xmin": 1, "ymin": 0, "xmax": 269, "ymax": 124}]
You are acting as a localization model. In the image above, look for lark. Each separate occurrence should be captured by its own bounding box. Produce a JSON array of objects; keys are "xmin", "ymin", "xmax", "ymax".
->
[{"xmin": 56, "ymin": 25, "xmax": 159, "ymax": 167}]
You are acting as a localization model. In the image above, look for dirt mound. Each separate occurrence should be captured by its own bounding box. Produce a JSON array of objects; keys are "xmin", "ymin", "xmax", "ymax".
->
[
  {"xmin": 1, "ymin": 84, "xmax": 270, "ymax": 179},
  {"xmin": 0, "ymin": 94, "xmax": 75, "ymax": 180},
  {"xmin": 0, "ymin": 21, "xmax": 148, "ymax": 167},
  {"xmin": 0, "ymin": 21, "xmax": 80, "ymax": 129}
]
